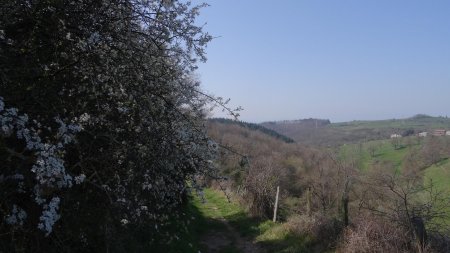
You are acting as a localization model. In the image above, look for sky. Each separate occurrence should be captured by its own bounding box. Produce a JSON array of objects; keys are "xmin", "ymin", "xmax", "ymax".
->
[{"xmin": 195, "ymin": 0, "xmax": 450, "ymax": 123}]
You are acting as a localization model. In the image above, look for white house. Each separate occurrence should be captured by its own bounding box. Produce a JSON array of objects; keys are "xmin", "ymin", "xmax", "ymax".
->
[
  {"xmin": 446, "ymin": 131, "xmax": 450, "ymax": 136},
  {"xmin": 418, "ymin": 132, "xmax": 428, "ymax": 137},
  {"xmin": 390, "ymin": 134, "xmax": 402, "ymax": 138}
]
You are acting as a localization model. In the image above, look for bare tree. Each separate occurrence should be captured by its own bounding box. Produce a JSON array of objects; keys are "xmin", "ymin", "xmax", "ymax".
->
[
  {"xmin": 422, "ymin": 136, "xmax": 442, "ymax": 165},
  {"xmin": 367, "ymin": 143, "xmax": 378, "ymax": 158},
  {"xmin": 391, "ymin": 136, "xmax": 402, "ymax": 150},
  {"xmin": 243, "ymin": 157, "xmax": 282, "ymax": 218},
  {"xmin": 307, "ymin": 151, "xmax": 358, "ymax": 226},
  {"xmin": 359, "ymin": 169, "xmax": 450, "ymax": 252}
]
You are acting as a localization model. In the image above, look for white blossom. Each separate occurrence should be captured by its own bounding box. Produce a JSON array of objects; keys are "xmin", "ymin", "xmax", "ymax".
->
[
  {"xmin": 120, "ymin": 219, "xmax": 129, "ymax": 225},
  {"xmin": 74, "ymin": 174, "xmax": 86, "ymax": 184},
  {"xmin": 0, "ymin": 97, "xmax": 84, "ymax": 235},
  {"xmin": 38, "ymin": 197, "xmax": 61, "ymax": 236},
  {"xmin": 5, "ymin": 205, "xmax": 27, "ymax": 226}
]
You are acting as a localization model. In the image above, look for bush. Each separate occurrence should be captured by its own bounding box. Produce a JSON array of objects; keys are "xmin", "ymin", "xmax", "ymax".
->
[
  {"xmin": 338, "ymin": 216, "xmax": 450, "ymax": 253},
  {"xmin": 284, "ymin": 214, "xmax": 343, "ymax": 248},
  {"xmin": 337, "ymin": 215, "xmax": 411, "ymax": 253}
]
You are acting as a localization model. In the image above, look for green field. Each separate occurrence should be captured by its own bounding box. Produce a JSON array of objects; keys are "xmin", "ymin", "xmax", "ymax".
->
[
  {"xmin": 339, "ymin": 138, "xmax": 415, "ymax": 171},
  {"xmin": 424, "ymin": 158, "xmax": 450, "ymax": 193}
]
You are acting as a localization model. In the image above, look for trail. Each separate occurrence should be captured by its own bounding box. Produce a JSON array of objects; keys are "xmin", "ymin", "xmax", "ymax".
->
[{"xmin": 200, "ymin": 206, "xmax": 265, "ymax": 253}]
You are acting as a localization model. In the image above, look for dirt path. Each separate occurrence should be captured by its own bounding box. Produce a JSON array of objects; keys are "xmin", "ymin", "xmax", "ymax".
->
[{"xmin": 200, "ymin": 207, "xmax": 265, "ymax": 253}]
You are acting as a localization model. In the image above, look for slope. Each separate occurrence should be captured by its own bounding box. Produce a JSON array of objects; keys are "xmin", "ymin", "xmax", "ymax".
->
[{"xmin": 261, "ymin": 115, "xmax": 450, "ymax": 147}]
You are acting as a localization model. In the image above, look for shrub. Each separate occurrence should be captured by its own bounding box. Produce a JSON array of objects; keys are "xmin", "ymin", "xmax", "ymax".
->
[
  {"xmin": 337, "ymin": 215, "xmax": 411, "ymax": 253},
  {"xmin": 285, "ymin": 214, "xmax": 343, "ymax": 248}
]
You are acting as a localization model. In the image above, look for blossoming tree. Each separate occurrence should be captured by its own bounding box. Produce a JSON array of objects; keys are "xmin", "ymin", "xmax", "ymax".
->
[{"xmin": 0, "ymin": 0, "xmax": 233, "ymax": 251}]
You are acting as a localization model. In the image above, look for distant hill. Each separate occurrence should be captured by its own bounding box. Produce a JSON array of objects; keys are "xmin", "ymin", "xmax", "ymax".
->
[
  {"xmin": 208, "ymin": 118, "xmax": 294, "ymax": 143},
  {"xmin": 261, "ymin": 115, "xmax": 450, "ymax": 147}
]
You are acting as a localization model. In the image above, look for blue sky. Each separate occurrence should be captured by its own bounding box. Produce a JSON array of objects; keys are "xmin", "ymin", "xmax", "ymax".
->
[{"xmin": 196, "ymin": 0, "xmax": 450, "ymax": 123}]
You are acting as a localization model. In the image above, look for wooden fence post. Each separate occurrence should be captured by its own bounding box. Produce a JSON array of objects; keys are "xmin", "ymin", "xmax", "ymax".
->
[
  {"xmin": 306, "ymin": 186, "xmax": 312, "ymax": 216},
  {"xmin": 273, "ymin": 186, "xmax": 280, "ymax": 222},
  {"xmin": 342, "ymin": 194, "xmax": 349, "ymax": 226}
]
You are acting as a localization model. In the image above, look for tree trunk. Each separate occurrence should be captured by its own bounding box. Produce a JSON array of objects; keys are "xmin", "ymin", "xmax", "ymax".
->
[{"xmin": 411, "ymin": 216, "xmax": 427, "ymax": 253}]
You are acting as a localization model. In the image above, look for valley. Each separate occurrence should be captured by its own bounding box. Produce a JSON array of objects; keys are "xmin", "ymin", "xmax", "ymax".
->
[{"xmin": 182, "ymin": 116, "xmax": 450, "ymax": 252}]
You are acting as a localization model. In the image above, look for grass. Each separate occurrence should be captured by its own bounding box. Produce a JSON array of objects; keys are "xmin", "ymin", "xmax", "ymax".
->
[
  {"xmin": 339, "ymin": 138, "xmax": 414, "ymax": 172},
  {"xmin": 166, "ymin": 188, "xmax": 252, "ymax": 253},
  {"xmin": 151, "ymin": 189, "xmax": 243, "ymax": 253},
  {"xmin": 194, "ymin": 189, "xmax": 329, "ymax": 253},
  {"xmin": 163, "ymin": 188, "xmax": 328, "ymax": 253},
  {"xmin": 255, "ymin": 221, "xmax": 314, "ymax": 253},
  {"xmin": 424, "ymin": 158, "xmax": 450, "ymax": 193},
  {"xmin": 422, "ymin": 159, "xmax": 450, "ymax": 229},
  {"xmin": 194, "ymin": 189, "xmax": 242, "ymax": 219},
  {"xmin": 193, "ymin": 189, "xmax": 261, "ymax": 237},
  {"xmin": 370, "ymin": 140, "xmax": 412, "ymax": 169},
  {"xmin": 152, "ymin": 197, "xmax": 211, "ymax": 253}
]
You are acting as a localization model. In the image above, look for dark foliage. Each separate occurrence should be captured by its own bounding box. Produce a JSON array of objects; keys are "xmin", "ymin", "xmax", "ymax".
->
[
  {"xmin": 209, "ymin": 118, "xmax": 295, "ymax": 143},
  {"xmin": 0, "ymin": 0, "xmax": 219, "ymax": 251}
]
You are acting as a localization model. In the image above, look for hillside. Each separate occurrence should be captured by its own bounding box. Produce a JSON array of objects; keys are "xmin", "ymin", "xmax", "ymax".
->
[
  {"xmin": 206, "ymin": 119, "xmax": 316, "ymax": 190},
  {"xmin": 261, "ymin": 115, "xmax": 450, "ymax": 147},
  {"xmin": 201, "ymin": 118, "xmax": 450, "ymax": 253},
  {"xmin": 209, "ymin": 118, "xmax": 294, "ymax": 143},
  {"xmin": 203, "ymin": 120, "xmax": 347, "ymax": 252}
]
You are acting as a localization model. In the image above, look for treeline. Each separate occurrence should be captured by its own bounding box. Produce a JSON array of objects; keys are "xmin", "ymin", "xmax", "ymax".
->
[{"xmin": 208, "ymin": 118, "xmax": 294, "ymax": 143}]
